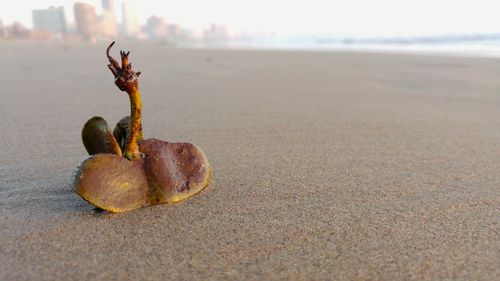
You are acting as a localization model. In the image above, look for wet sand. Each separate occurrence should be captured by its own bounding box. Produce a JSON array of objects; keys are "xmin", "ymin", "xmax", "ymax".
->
[{"xmin": 0, "ymin": 42, "xmax": 499, "ymax": 280}]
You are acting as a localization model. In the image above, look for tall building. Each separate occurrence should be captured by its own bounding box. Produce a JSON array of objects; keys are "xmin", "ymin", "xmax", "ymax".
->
[
  {"xmin": 74, "ymin": 2, "xmax": 98, "ymax": 39},
  {"xmin": 100, "ymin": 0, "xmax": 118, "ymax": 38},
  {"xmin": 7, "ymin": 22, "xmax": 30, "ymax": 38},
  {"xmin": 0, "ymin": 19, "xmax": 4, "ymax": 38},
  {"xmin": 203, "ymin": 24, "xmax": 229, "ymax": 41},
  {"xmin": 121, "ymin": 0, "xmax": 140, "ymax": 37},
  {"xmin": 32, "ymin": 6, "xmax": 67, "ymax": 33},
  {"xmin": 145, "ymin": 16, "xmax": 167, "ymax": 39},
  {"xmin": 99, "ymin": 13, "xmax": 118, "ymax": 38},
  {"xmin": 101, "ymin": 0, "xmax": 116, "ymax": 13}
]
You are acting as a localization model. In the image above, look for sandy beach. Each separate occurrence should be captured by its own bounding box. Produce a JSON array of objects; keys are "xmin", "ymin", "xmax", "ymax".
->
[{"xmin": 0, "ymin": 42, "xmax": 498, "ymax": 280}]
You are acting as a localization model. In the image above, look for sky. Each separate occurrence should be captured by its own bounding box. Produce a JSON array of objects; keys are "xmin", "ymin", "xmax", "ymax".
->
[{"xmin": 1, "ymin": 0, "xmax": 500, "ymax": 37}]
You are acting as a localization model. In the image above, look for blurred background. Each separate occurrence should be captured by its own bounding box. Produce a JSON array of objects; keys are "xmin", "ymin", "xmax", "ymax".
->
[{"xmin": 1, "ymin": 0, "xmax": 500, "ymax": 55}]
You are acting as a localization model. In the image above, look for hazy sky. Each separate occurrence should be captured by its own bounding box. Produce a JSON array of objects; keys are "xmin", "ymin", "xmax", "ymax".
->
[{"xmin": 1, "ymin": 0, "xmax": 500, "ymax": 36}]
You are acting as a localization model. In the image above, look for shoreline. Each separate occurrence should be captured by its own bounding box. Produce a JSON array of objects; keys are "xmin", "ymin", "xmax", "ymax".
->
[
  {"xmin": 193, "ymin": 44, "xmax": 500, "ymax": 58},
  {"xmin": 3, "ymin": 39, "xmax": 500, "ymax": 59}
]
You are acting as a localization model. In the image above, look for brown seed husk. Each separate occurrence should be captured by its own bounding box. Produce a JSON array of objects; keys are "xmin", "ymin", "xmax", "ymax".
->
[
  {"xmin": 73, "ymin": 154, "xmax": 150, "ymax": 213},
  {"xmin": 82, "ymin": 116, "xmax": 122, "ymax": 156},
  {"xmin": 140, "ymin": 139, "xmax": 211, "ymax": 204},
  {"xmin": 73, "ymin": 140, "xmax": 211, "ymax": 213}
]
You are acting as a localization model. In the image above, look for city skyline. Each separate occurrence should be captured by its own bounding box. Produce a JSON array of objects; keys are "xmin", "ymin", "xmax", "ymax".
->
[
  {"xmin": 2, "ymin": 0, "xmax": 500, "ymax": 37},
  {"xmin": 0, "ymin": 0, "xmax": 231, "ymax": 44}
]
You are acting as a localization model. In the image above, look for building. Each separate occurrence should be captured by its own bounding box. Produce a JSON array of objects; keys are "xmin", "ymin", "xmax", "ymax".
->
[
  {"xmin": 121, "ymin": 0, "xmax": 140, "ymax": 37},
  {"xmin": 167, "ymin": 24, "xmax": 184, "ymax": 40},
  {"xmin": 100, "ymin": 0, "xmax": 118, "ymax": 38},
  {"xmin": 0, "ymin": 19, "xmax": 4, "ymax": 38},
  {"xmin": 203, "ymin": 23, "xmax": 229, "ymax": 41},
  {"xmin": 5, "ymin": 22, "xmax": 31, "ymax": 39},
  {"xmin": 145, "ymin": 16, "xmax": 167, "ymax": 39},
  {"xmin": 32, "ymin": 6, "xmax": 67, "ymax": 34},
  {"xmin": 101, "ymin": 0, "xmax": 116, "ymax": 13},
  {"xmin": 74, "ymin": 2, "xmax": 98, "ymax": 39},
  {"xmin": 99, "ymin": 12, "xmax": 118, "ymax": 38}
]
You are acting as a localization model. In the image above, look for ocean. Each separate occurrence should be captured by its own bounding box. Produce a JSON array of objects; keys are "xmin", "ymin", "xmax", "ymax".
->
[{"xmin": 210, "ymin": 34, "xmax": 500, "ymax": 58}]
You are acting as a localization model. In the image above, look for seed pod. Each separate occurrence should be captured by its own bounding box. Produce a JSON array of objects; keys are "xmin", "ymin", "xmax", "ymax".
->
[
  {"xmin": 82, "ymin": 116, "xmax": 122, "ymax": 156},
  {"xmin": 73, "ymin": 42, "xmax": 211, "ymax": 213},
  {"xmin": 73, "ymin": 154, "xmax": 149, "ymax": 213},
  {"xmin": 140, "ymin": 139, "xmax": 211, "ymax": 204},
  {"xmin": 113, "ymin": 116, "xmax": 144, "ymax": 152}
]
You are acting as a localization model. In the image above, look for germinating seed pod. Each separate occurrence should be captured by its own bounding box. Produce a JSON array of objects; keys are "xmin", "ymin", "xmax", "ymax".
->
[{"xmin": 72, "ymin": 42, "xmax": 211, "ymax": 213}]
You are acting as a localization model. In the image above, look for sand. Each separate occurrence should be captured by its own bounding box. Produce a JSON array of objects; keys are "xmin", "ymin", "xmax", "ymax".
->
[{"xmin": 0, "ymin": 42, "xmax": 498, "ymax": 280}]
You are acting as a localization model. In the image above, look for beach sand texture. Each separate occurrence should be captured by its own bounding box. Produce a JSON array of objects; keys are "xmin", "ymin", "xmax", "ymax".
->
[{"xmin": 0, "ymin": 42, "xmax": 499, "ymax": 280}]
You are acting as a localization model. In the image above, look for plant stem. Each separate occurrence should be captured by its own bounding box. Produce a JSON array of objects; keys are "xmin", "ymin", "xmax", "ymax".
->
[
  {"xmin": 106, "ymin": 41, "xmax": 143, "ymax": 160},
  {"xmin": 124, "ymin": 87, "xmax": 142, "ymax": 160}
]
